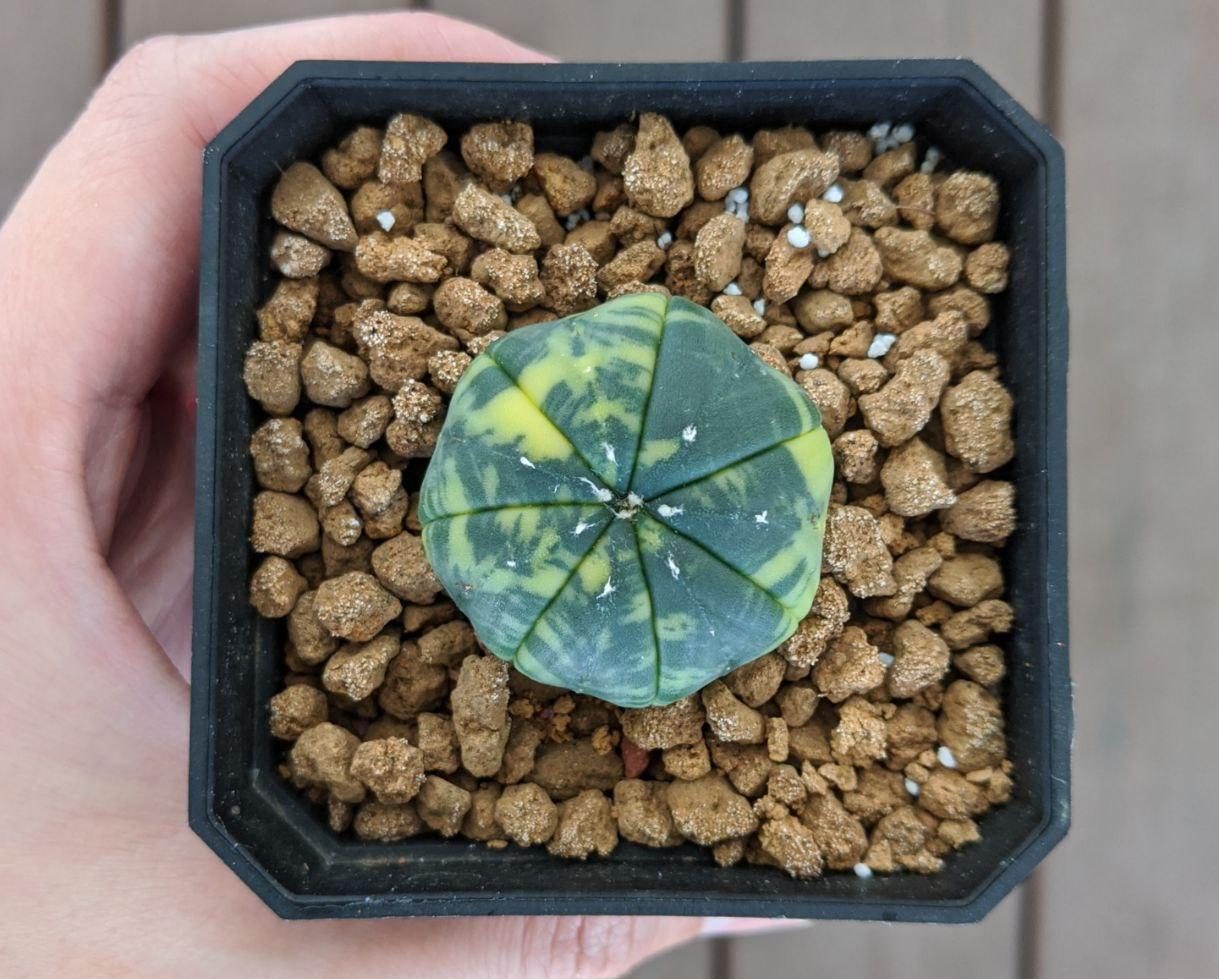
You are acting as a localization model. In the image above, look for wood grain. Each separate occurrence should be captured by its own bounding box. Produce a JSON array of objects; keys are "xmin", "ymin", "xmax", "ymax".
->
[
  {"xmin": 0, "ymin": 0, "xmax": 108, "ymax": 218},
  {"xmin": 732, "ymin": 893, "xmax": 1022, "ymax": 979},
  {"xmin": 431, "ymin": 0, "xmax": 727, "ymax": 60},
  {"xmin": 1030, "ymin": 1, "xmax": 1219, "ymax": 974},
  {"xmin": 742, "ymin": 0, "xmax": 1046, "ymax": 118}
]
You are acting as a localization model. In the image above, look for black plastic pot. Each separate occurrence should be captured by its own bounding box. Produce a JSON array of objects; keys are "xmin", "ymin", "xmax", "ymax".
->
[{"xmin": 191, "ymin": 60, "xmax": 1070, "ymax": 922}]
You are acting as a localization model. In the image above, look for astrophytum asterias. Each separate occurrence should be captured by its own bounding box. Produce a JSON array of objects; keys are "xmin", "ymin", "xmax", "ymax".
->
[{"xmin": 419, "ymin": 294, "xmax": 833, "ymax": 707}]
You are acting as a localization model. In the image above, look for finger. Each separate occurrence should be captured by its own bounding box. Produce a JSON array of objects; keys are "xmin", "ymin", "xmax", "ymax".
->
[
  {"xmin": 0, "ymin": 11, "xmax": 547, "ymax": 426},
  {"xmin": 0, "ymin": 12, "xmax": 547, "ymax": 552}
]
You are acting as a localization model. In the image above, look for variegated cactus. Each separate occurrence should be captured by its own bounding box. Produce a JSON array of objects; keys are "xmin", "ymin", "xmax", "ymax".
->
[{"xmin": 419, "ymin": 294, "xmax": 833, "ymax": 707}]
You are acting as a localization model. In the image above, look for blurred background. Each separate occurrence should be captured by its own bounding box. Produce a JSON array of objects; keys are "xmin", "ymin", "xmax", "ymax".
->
[{"xmin": 4, "ymin": 1, "xmax": 1213, "ymax": 977}]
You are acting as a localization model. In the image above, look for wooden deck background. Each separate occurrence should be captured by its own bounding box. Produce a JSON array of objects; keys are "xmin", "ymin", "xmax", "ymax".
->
[{"xmin": 4, "ymin": 1, "xmax": 1212, "ymax": 976}]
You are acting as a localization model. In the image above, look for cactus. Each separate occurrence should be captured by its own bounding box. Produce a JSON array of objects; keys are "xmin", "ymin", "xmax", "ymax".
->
[{"xmin": 419, "ymin": 294, "xmax": 833, "ymax": 707}]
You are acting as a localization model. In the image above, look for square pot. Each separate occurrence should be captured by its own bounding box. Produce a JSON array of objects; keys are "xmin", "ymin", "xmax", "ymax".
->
[{"xmin": 191, "ymin": 60, "xmax": 1070, "ymax": 922}]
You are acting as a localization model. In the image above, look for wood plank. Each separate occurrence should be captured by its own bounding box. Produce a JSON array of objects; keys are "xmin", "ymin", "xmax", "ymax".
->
[
  {"xmin": 734, "ymin": 1, "xmax": 1042, "ymax": 975},
  {"xmin": 0, "ymin": 0, "xmax": 107, "ymax": 218},
  {"xmin": 431, "ymin": 0, "xmax": 727, "ymax": 61},
  {"xmin": 120, "ymin": 0, "xmax": 417, "ymax": 48},
  {"xmin": 1031, "ymin": 1, "xmax": 1219, "ymax": 975},
  {"xmin": 742, "ymin": 0, "xmax": 1045, "ymax": 119},
  {"xmin": 733, "ymin": 892, "xmax": 1022, "ymax": 978}
]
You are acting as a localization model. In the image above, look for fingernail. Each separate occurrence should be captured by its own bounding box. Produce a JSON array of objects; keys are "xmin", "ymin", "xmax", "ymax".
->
[{"xmin": 700, "ymin": 916, "xmax": 810, "ymax": 936}]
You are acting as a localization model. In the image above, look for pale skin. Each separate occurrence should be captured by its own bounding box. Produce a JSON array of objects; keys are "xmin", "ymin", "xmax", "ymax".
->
[{"xmin": 0, "ymin": 13, "xmax": 801, "ymax": 978}]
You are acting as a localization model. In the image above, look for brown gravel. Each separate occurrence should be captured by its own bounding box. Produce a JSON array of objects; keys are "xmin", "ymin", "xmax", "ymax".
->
[{"xmin": 249, "ymin": 113, "xmax": 1018, "ymax": 881}]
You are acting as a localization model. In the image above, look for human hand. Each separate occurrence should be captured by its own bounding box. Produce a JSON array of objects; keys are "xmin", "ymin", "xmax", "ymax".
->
[{"xmin": 0, "ymin": 12, "xmax": 801, "ymax": 978}]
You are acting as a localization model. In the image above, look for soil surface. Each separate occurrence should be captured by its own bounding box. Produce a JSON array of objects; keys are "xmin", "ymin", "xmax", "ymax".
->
[{"xmin": 247, "ymin": 112, "xmax": 1016, "ymax": 879}]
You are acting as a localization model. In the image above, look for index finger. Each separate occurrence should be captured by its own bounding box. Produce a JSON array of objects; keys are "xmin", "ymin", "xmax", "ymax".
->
[{"xmin": 0, "ymin": 12, "xmax": 548, "ymax": 408}]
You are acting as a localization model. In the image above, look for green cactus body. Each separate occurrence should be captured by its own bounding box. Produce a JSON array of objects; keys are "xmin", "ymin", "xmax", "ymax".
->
[{"xmin": 419, "ymin": 294, "xmax": 833, "ymax": 707}]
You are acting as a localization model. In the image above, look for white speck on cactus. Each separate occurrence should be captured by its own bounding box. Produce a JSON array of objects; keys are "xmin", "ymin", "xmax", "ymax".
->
[
  {"xmin": 573, "ymin": 520, "xmax": 592, "ymax": 536},
  {"xmin": 682, "ymin": 425, "xmax": 698, "ymax": 444},
  {"xmin": 905, "ymin": 777, "xmax": 921, "ymax": 797},
  {"xmin": 602, "ymin": 442, "xmax": 617, "ymax": 464},
  {"xmin": 656, "ymin": 504, "xmax": 684, "ymax": 517},
  {"xmin": 755, "ymin": 511, "xmax": 769, "ymax": 525},
  {"xmin": 868, "ymin": 333, "xmax": 897, "ymax": 358},
  {"xmin": 578, "ymin": 477, "xmax": 614, "ymax": 503},
  {"xmin": 506, "ymin": 560, "xmax": 517, "ymax": 568},
  {"xmin": 822, "ymin": 183, "xmax": 844, "ymax": 204},
  {"xmin": 854, "ymin": 863, "xmax": 874, "ymax": 879},
  {"xmin": 786, "ymin": 225, "xmax": 811, "ymax": 249},
  {"xmin": 627, "ymin": 492, "xmax": 643, "ymax": 507},
  {"xmin": 937, "ymin": 745, "xmax": 958, "ymax": 769},
  {"xmin": 787, "ymin": 202, "xmax": 805, "ymax": 225},
  {"xmin": 723, "ymin": 281, "xmax": 742, "ymax": 296},
  {"xmin": 656, "ymin": 230, "xmax": 673, "ymax": 249},
  {"xmin": 665, "ymin": 553, "xmax": 681, "ymax": 580},
  {"xmin": 597, "ymin": 576, "xmax": 616, "ymax": 600},
  {"xmin": 375, "ymin": 210, "xmax": 395, "ymax": 232},
  {"xmin": 798, "ymin": 353, "xmax": 820, "ymax": 371},
  {"xmin": 519, "ymin": 455, "xmax": 536, "ymax": 469}
]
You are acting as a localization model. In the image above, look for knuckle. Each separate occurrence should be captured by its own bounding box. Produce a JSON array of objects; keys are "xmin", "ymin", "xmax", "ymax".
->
[{"xmin": 101, "ymin": 34, "xmax": 183, "ymax": 98}]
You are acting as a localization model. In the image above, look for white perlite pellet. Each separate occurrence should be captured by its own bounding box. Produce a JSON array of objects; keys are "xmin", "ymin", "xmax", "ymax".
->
[
  {"xmin": 786, "ymin": 225, "xmax": 811, "ymax": 249},
  {"xmin": 752, "ymin": 298, "xmax": 766, "ymax": 316},
  {"xmin": 867, "ymin": 333, "xmax": 897, "ymax": 358},
  {"xmin": 787, "ymin": 202, "xmax": 805, "ymax": 224},
  {"xmin": 920, "ymin": 146, "xmax": 943, "ymax": 174},
  {"xmin": 726, "ymin": 186, "xmax": 749, "ymax": 204},
  {"xmin": 375, "ymin": 210, "xmax": 395, "ymax": 232},
  {"xmin": 822, "ymin": 182, "xmax": 844, "ymax": 204},
  {"xmin": 868, "ymin": 121, "xmax": 892, "ymax": 141},
  {"xmin": 905, "ymin": 778, "xmax": 921, "ymax": 797},
  {"xmin": 656, "ymin": 230, "xmax": 673, "ymax": 249},
  {"xmin": 798, "ymin": 353, "xmax": 819, "ymax": 371},
  {"xmin": 937, "ymin": 745, "xmax": 958, "ymax": 769},
  {"xmin": 854, "ymin": 863, "xmax": 874, "ymax": 879},
  {"xmin": 723, "ymin": 281, "xmax": 742, "ymax": 296}
]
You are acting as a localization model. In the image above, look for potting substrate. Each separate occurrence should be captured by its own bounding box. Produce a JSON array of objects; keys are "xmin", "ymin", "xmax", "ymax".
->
[{"xmin": 244, "ymin": 107, "xmax": 1019, "ymax": 881}]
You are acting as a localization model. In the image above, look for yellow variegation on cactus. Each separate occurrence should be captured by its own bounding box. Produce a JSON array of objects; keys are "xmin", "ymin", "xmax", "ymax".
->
[{"xmin": 418, "ymin": 294, "xmax": 833, "ymax": 707}]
